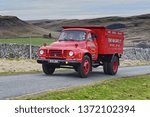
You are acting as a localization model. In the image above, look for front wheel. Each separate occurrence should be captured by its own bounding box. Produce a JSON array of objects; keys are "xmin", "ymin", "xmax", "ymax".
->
[
  {"xmin": 78, "ymin": 55, "xmax": 91, "ymax": 78},
  {"xmin": 42, "ymin": 64, "xmax": 55, "ymax": 75},
  {"xmin": 73, "ymin": 66, "xmax": 78, "ymax": 72}
]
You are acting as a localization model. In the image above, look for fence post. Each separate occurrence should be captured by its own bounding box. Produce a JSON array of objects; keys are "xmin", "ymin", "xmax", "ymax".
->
[{"xmin": 29, "ymin": 35, "xmax": 32, "ymax": 59}]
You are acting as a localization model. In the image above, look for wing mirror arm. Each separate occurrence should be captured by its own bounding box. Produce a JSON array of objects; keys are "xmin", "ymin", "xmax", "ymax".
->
[{"xmin": 92, "ymin": 34, "xmax": 97, "ymax": 40}]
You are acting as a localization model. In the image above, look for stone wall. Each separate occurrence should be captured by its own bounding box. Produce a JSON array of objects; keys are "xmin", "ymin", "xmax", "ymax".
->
[
  {"xmin": 0, "ymin": 44, "xmax": 39, "ymax": 59},
  {"xmin": 122, "ymin": 48, "xmax": 150, "ymax": 60},
  {"xmin": 0, "ymin": 44, "xmax": 150, "ymax": 60}
]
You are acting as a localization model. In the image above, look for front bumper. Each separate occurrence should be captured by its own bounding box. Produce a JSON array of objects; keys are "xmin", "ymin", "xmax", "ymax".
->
[{"xmin": 37, "ymin": 59, "xmax": 80, "ymax": 66}]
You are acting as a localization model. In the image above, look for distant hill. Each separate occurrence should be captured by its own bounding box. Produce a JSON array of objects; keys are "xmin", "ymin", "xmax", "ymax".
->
[
  {"xmin": 28, "ymin": 14, "xmax": 150, "ymax": 47},
  {"xmin": 0, "ymin": 16, "xmax": 59, "ymax": 38}
]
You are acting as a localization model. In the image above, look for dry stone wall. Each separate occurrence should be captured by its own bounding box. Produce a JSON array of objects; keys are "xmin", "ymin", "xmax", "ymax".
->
[
  {"xmin": 0, "ymin": 44, "xmax": 39, "ymax": 59},
  {"xmin": 122, "ymin": 48, "xmax": 150, "ymax": 60},
  {"xmin": 0, "ymin": 44, "xmax": 150, "ymax": 60}
]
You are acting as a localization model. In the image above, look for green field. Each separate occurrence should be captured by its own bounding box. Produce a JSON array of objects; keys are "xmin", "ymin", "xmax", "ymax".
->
[
  {"xmin": 16, "ymin": 75, "xmax": 150, "ymax": 100},
  {"xmin": 0, "ymin": 38, "xmax": 55, "ymax": 46}
]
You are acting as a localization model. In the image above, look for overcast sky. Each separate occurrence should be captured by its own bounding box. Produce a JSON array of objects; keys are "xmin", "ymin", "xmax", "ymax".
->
[{"xmin": 0, "ymin": 0, "xmax": 150, "ymax": 20}]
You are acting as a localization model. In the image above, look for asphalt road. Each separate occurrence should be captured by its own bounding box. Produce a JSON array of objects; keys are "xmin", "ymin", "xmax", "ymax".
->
[{"xmin": 0, "ymin": 65, "xmax": 150, "ymax": 99}]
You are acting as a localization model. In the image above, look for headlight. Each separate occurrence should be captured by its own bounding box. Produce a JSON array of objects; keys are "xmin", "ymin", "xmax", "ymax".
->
[
  {"xmin": 69, "ymin": 51, "xmax": 74, "ymax": 56},
  {"xmin": 39, "ymin": 50, "xmax": 44, "ymax": 55}
]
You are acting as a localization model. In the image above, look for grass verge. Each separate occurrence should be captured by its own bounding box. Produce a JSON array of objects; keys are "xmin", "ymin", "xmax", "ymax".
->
[
  {"xmin": 15, "ymin": 75, "xmax": 150, "ymax": 100},
  {"xmin": 120, "ymin": 60, "xmax": 150, "ymax": 67},
  {"xmin": 0, "ymin": 38, "xmax": 55, "ymax": 46},
  {"xmin": 0, "ymin": 58, "xmax": 150, "ymax": 75},
  {"xmin": 0, "ymin": 58, "xmax": 42, "ymax": 75},
  {"xmin": 0, "ymin": 71, "xmax": 42, "ymax": 76}
]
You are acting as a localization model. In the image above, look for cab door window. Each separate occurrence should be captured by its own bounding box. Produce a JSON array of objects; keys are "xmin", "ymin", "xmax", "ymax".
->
[{"xmin": 87, "ymin": 33, "xmax": 92, "ymax": 41}]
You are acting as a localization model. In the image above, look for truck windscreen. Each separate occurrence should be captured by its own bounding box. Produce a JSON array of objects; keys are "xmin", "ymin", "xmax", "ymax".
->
[{"xmin": 59, "ymin": 30, "xmax": 86, "ymax": 41}]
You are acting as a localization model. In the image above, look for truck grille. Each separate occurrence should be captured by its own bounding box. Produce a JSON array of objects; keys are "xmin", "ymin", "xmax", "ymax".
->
[{"xmin": 49, "ymin": 50, "xmax": 62, "ymax": 58}]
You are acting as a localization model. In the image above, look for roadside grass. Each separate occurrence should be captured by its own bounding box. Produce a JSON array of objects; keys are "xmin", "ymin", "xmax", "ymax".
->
[
  {"xmin": 0, "ymin": 58, "xmax": 42, "ymax": 75},
  {"xmin": 0, "ymin": 58, "xmax": 71, "ymax": 75},
  {"xmin": 120, "ymin": 60, "xmax": 150, "ymax": 67},
  {"xmin": 0, "ymin": 38, "xmax": 55, "ymax": 46},
  {"xmin": 0, "ymin": 71, "xmax": 42, "ymax": 76},
  {"xmin": 0, "ymin": 58, "xmax": 150, "ymax": 75},
  {"xmin": 15, "ymin": 75, "xmax": 150, "ymax": 100}
]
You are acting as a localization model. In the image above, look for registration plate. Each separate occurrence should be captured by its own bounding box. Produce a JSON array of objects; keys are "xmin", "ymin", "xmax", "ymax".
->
[{"xmin": 49, "ymin": 60, "xmax": 59, "ymax": 63}]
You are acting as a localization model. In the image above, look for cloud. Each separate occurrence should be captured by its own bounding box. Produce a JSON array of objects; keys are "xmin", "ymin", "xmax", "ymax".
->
[{"xmin": 0, "ymin": 0, "xmax": 150, "ymax": 20}]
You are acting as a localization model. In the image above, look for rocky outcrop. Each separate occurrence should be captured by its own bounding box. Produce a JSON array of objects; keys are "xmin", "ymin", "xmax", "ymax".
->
[{"xmin": 0, "ymin": 44, "xmax": 150, "ymax": 60}]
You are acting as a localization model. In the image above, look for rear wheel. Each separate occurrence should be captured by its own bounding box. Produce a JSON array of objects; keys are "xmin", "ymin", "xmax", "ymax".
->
[
  {"xmin": 103, "ymin": 62, "xmax": 108, "ymax": 74},
  {"xmin": 107, "ymin": 56, "xmax": 119, "ymax": 75},
  {"xmin": 78, "ymin": 55, "xmax": 91, "ymax": 78},
  {"xmin": 42, "ymin": 64, "xmax": 55, "ymax": 75}
]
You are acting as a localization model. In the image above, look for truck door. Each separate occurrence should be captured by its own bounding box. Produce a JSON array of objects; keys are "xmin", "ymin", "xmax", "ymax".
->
[{"xmin": 86, "ymin": 32, "xmax": 98, "ymax": 60}]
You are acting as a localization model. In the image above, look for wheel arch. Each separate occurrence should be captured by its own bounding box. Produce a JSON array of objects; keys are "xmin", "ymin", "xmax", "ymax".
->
[
  {"xmin": 111, "ymin": 53, "xmax": 119, "ymax": 62},
  {"xmin": 100, "ymin": 53, "xmax": 120, "ymax": 65},
  {"xmin": 84, "ymin": 53, "xmax": 92, "ymax": 61}
]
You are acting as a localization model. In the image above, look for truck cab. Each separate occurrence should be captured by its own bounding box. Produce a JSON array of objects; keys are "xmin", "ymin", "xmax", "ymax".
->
[{"xmin": 37, "ymin": 26, "xmax": 124, "ymax": 78}]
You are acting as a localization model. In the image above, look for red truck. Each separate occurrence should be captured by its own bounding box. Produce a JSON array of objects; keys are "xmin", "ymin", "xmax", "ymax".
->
[{"xmin": 37, "ymin": 26, "xmax": 124, "ymax": 78}]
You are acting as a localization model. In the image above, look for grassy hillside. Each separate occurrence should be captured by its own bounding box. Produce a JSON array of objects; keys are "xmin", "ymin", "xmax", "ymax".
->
[
  {"xmin": 0, "ymin": 16, "xmax": 59, "ymax": 38},
  {"xmin": 16, "ymin": 75, "xmax": 150, "ymax": 100},
  {"xmin": 1, "ymin": 14, "xmax": 150, "ymax": 47},
  {"xmin": 29, "ymin": 14, "xmax": 150, "ymax": 47}
]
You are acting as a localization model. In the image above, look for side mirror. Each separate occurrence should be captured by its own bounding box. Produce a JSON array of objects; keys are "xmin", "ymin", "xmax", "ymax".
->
[
  {"xmin": 92, "ymin": 34, "xmax": 97, "ymax": 40},
  {"xmin": 94, "ymin": 34, "xmax": 97, "ymax": 38}
]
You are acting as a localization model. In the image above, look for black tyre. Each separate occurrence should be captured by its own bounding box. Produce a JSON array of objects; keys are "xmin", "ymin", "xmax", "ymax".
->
[
  {"xmin": 103, "ymin": 62, "xmax": 108, "ymax": 74},
  {"xmin": 78, "ymin": 55, "xmax": 91, "ymax": 78},
  {"xmin": 42, "ymin": 64, "xmax": 55, "ymax": 75},
  {"xmin": 107, "ymin": 56, "xmax": 119, "ymax": 75},
  {"xmin": 73, "ymin": 66, "xmax": 78, "ymax": 72}
]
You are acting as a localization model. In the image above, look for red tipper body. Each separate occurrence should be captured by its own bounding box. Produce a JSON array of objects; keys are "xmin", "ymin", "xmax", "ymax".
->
[{"xmin": 63, "ymin": 26, "xmax": 124, "ymax": 55}]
